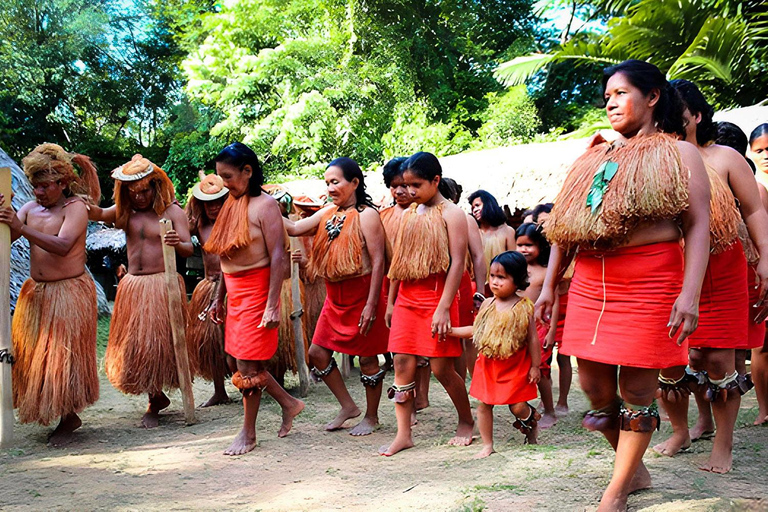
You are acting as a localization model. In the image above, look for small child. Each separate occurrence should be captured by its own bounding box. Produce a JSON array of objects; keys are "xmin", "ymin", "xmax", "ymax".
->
[
  {"xmin": 515, "ymin": 222, "xmax": 557, "ymax": 429},
  {"xmin": 451, "ymin": 251, "xmax": 541, "ymax": 458}
]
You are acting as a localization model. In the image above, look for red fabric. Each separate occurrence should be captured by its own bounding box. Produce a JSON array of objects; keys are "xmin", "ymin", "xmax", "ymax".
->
[
  {"xmin": 561, "ymin": 241, "xmax": 688, "ymax": 369},
  {"xmin": 388, "ymin": 273, "xmax": 462, "ymax": 357},
  {"xmin": 746, "ymin": 264, "xmax": 766, "ymax": 350},
  {"xmin": 457, "ymin": 270, "xmax": 475, "ymax": 327},
  {"xmin": 313, "ymin": 274, "xmax": 389, "ymax": 357},
  {"xmin": 538, "ymin": 323, "xmax": 553, "ymax": 378},
  {"xmin": 688, "ymin": 242, "xmax": 748, "ymax": 349},
  {"xmin": 470, "ymin": 351, "xmax": 538, "ymax": 405},
  {"xmin": 223, "ymin": 266, "xmax": 278, "ymax": 361},
  {"xmin": 554, "ymin": 290, "xmax": 568, "ymax": 346}
]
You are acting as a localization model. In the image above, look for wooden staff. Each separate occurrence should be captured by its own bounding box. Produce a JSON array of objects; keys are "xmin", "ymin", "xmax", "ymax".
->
[
  {"xmin": 288, "ymin": 221, "xmax": 310, "ymax": 397},
  {"xmin": 0, "ymin": 168, "xmax": 13, "ymax": 447},
  {"xmin": 159, "ymin": 219, "xmax": 195, "ymax": 424}
]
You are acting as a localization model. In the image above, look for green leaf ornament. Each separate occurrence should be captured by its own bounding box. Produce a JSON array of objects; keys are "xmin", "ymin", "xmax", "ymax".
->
[{"xmin": 586, "ymin": 160, "xmax": 619, "ymax": 213}]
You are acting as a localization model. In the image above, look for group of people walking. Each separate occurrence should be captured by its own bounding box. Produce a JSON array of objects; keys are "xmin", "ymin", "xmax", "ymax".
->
[{"xmin": 4, "ymin": 58, "xmax": 768, "ymax": 512}]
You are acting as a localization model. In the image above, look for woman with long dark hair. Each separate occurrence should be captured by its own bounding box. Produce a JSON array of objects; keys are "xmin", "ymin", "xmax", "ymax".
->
[
  {"xmin": 468, "ymin": 190, "xmax": 515, "ymax": 289},
  {"xmin": 536, "ymin": 60, "xmax": 710, "ymax": 510}
]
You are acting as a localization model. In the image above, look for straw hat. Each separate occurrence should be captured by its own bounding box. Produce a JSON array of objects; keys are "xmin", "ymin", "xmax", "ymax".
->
[
  {"xmin": 192, "ymin": 172, "xmax": 229, "ymax": 201},
  {"xmin": 111, "ymin": 154, "xmax": 155, "ymax": 182}
]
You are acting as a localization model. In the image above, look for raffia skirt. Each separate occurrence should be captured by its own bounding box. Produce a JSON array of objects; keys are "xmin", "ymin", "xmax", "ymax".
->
[
  {"xmin": 187, "ymin": 277, "xmax": 230, "ymax": 382},
  {"xmin": 12, "ymin": 274, "xmax": 99, "ymax": 425}
]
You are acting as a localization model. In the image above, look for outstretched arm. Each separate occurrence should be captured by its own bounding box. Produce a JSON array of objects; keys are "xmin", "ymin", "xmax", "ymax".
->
[
  {"xmin": 260, "ymin": 197, "xmax": 287, "ymax": 328},
  {"xmin": 283, "ymin": 205, "xmax": 330, "ymax": 236},
  {"xmin": 88, "ymin": 204, "xmax": 117, "ymax": 224}
]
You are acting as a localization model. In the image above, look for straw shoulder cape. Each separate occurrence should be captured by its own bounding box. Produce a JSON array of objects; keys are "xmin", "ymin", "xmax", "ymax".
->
[
  {"xmin": 545, "ymin": 134, "xmax": 689, "ymax": 251},
  {"xmin": 473, "ymin": 297, "xmax": 534, "ymax": 359},
  {"xmin": 308, "ymin": 205, "xmax": 365, "ymax": 282}
]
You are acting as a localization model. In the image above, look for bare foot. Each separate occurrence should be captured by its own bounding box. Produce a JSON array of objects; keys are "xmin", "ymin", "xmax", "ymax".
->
[
  {"xmin": 142, "ymin": 393, "xmax": 171, "ymax": 429},
  {"xmin": 199, "ymin": 392, "xmax": 232, "ymax": 408},
  {"xmin": 448, "ymin": 421, "xmax": 474, "ymax": 446},
  {"xmin": 48, "ymin": 414, "xmax": 82, "ymax": 448},
  {"xmin": 555, "ymin": 404, "xmax": 569, "ymax": 416},
  {"xmin": 690, "ymin": 420, "xmax": 715, "ymax": 441},
  {"xmin": 753, "ymin": 413, "xmax": 768, "ymax": 426},
  {"xmin": 325, "ymin": 405, "xmax": 361, "ymax": 431},
  {"xmin": 652, "ymin": 432, "xmax": 691, "ymax": 456},
  {"xmin": 525, "ymin": 423, "xmax": 539, "ymax": 445},
  {"xmin": 539, "ymin": 412, "xmax": 558, "ymax": 429},
  {"xmin": 628, "ymin": 463, "xmax": 652, "ymax": 494},
  {"xmin": 700, "ymin": 445, "xmax": 733, "ymax": 474},
  {"xmin": 410, "ymin": 411, "xmax": 418, "ymax": 426},
  {"xmin": 224, "ymin": 428, "xmax": 257, "ymax": 456},
  {"xmin": 598, "ymin": 486, "xmax": 628, "ymax": 512},
  {"xmin": 474, "ymin": 445, "xmax": 495, "ymax": 458},
  {"xmin": 278, "ymin": 400, "xmax": 305, "ymax": 438},
  {"xmin": 416, "ymin": 399, "xmax": 429, "ymax": 411},
  {"xmin": 349, "ymin": 416, "xmax": 378, "ymax": 436},
  {"xmin": 379, "ymin": 436, "xmax": 414, "ymax": 456}
]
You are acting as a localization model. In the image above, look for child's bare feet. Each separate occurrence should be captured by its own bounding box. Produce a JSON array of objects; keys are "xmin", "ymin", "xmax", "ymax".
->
[
  {"xmin": 690, "ymin": 418, "xmax": 715, "ymax": 441},
  {"xmin": 525, "ymin": 423, "xmax": 539, "ymax": 445},
  {"xmin": 416, "ymin": 398, "xmax": 429, "ymax": 411},
  {"xmin": 473, "ymin": 445, "xmax": 495, "ymax": 458},
  {"xmin": 753, "ymin": 413, "xmax": 768, "ymax": 426},
  {"xmin": 278, "ymin": 399, "xmax": 304, "ymax": 438},
  {"xmin": 378, "ymin": 435, "xmax": 414, "ymax": 456},
  {"xmin": 628, "ymin": 463, "xmax": 652, "ymax": 493},
  {"xmin": 325, "ymin": 405, "xmax": 361, "ymax": 431},
  {"xmin": 598, "ymin": 484, "xmax": 628, "ymax": 512},
  {"xmin": 199, "ymin": 392, "xmax": 232, "ymax": 408},
  {"xmin": 448, "ymin": 421, "xmax": 474, "ymax": 446},
  {"xmin": 653, "ymin": 432, "xmax": 691, "ymax": 456},
  {"xmin": 700, "ymin": 445, "xmax": 732, "ymax": 473},
  {"xmin": 142, "ymin": 393, "xmax": 171, "ymax": 429},
  {"xmin": 349, "ymin": 416, "xmax": 378, "ymax": 436},
  {"xmin": 224, "ymin": 429, "xmax": 257, "ymax": 456},
  {"xmin": 555, "ymin": 404, "xmax": 569, "ymax": 416},
  {"xmin": 48, "ymin": 414, "xmax": 82, "ymax": 447},
  {"xmin": 539, "ymin": 411, "xmax": 557, "ymax": 429}
]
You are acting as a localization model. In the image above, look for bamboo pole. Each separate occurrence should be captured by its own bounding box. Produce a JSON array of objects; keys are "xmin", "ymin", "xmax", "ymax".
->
[
  {"xmin": 159, "ymin": 219, "xmax": 196, "ymax": 425},
  {"xmin": 288, "ymin": 223, "xmax": 310, "ymax": 397},
  {"xmin": 0, "ymin": 168, "xmax": 13, "ymax": 447}
]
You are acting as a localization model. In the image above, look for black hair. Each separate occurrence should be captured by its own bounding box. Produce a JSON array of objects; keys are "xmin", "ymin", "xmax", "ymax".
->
[
  {"xmin": 327, "ymin": 157, "xmax": 375, "ymax": 209},
  {"xmin": 382, "ymin": 157, "xmax": 407, "ymax": 188},
  {"xmin": 669, "ymin": 79, "xmax": 715, "ymax": 146},
  {"xmin": 750, "ymin": 124, "xmax": 768, "ymax": 145},
  {"xmin": 515, "ymin": 222, "xmax": 551, "ymax": 267},
  {"xmin": 490, "ymin": 251, "xmax": 529, "ymax": 291},
  {"xmin": 467, "ymin": 189, "xmax": 507, "ymax": 227},
  {"xmin": 716, "ymin": 122, "xmax": 754, "ymax": 173},
  {"xmin": 440, "ymin": 177, "xmax": 462, "ymax": 203},
  {"xmin": 530, "ymin": 203, "xmax": 553, "ymax": 224},
  {"xmin": 403, "ymin": 151, "xmax": 442, "ymax": 182},
  {"xmin": 215, "ymin": 142, "xmax": 263, "ymax": 197},
  {"xmin": 602, "ymin": 60, "xmax": 685, "ymax": 139}
]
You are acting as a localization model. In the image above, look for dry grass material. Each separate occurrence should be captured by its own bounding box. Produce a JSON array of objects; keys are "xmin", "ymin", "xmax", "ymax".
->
[
  {"xmin": 22, "ymin": 143, "xmax": 101, "ymax": 204},
  {"xmin": 203, "ymin": 194, "xmax": 251, "ymax": 258},
  {"xmin": 706, "ymin": 166, "xmax": 740, "ymax": 254},
  {"xmin": 546, "ymin": 134, "xmax": 689, "ymax": 250},
  {"xmin": 473, "ymin": 297, "xmax": 534, "ymax": 359},
  {"xmin": 12, "ymin": 274, "xmax": 99, "ymax": 425},
  {"xmin": 267, "ymin": 278, "xmax": 309, "ymax": 375},
  {"xmin": 388, "ymin": 203, "xmax": 450, "ymax": 280},
  {"xmin": 482, "ymin": 231, "xmax": 507, "ymax": 278},
  {"xmin": 187, "ymin": 278, "xmax": 230, "ymax": 382},
  {"xmin": 105, "ymin": 273, "xmax": 197, "ymax": 395},
  {"xmin": 308, "ymin": 206, "xmax": 364, "ymax": 282},
  {"xmin": 738, "ymin": 221, "xmax": 759, "ymax": 265}
]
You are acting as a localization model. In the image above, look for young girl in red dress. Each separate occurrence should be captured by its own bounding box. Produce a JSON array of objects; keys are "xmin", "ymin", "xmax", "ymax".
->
[{"xmin": 452, "ymin": 251, "xmax": 541, "ymax": 458}]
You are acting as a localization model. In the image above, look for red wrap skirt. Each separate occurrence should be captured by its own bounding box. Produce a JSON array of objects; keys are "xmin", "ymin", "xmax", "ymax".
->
[
  {"xmin": 223, "ymin": 266, "xmax": 278, "ymax": 361},
  {"xmin": 561, "ymin": 241, "xmax": 687, "ymax": 369},
  {"xmin": 470, "ymin": 350, "xmax": 538, "ymax": 406},
  {"xmin": 554, "ymin": 290, "xmax": 568, "ymax": 347},
  {"xmin": 388, "ymin": 273, "xmax": 462, "ymax": 358},
  {"xmin": 688, "ymin": 242, "xmax": 748, "ymax": 350},
  {"xmin": 457, "ymin": 270, "xmax": 475, "ymax": 327},
  {"xmin": 746, "ymin": 264, "xmax": 766, "ymax": 350},
  {"xmin": 313, "ymin": 274, "xmax": 389, "ymax": 357},
  {"xmin": 538, "ymin": 323, "xmax": 553, "ymax": 378}
]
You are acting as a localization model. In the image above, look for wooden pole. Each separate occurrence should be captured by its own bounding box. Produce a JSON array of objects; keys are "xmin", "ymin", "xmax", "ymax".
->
[
  {"xmin": 159, "ymin": 219, "xmax": 196, "ymax": 425},
  {"xmin": 0, "ymin": 168, "xmax": 13, "ymax": 447},
  {"xmin": 288, "ymin": 223, "xmax": 310, "ymax": 397}
]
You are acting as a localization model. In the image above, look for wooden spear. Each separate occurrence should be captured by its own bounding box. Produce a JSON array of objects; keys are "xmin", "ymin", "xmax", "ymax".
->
[
  {"xmin": 288, "ymin": 221, "xmax": 310, "ymax": 397},
  {"xmin": 159, "ymin": 219, "xmax": 196, "ymax": 424},
  {"xmin": 0, "ymin": 168, "xmax": 13, "ymax": 447}
]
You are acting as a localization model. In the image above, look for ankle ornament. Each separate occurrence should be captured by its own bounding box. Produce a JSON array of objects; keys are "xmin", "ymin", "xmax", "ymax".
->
[
  {"xmin": 619, "ymin": 401, "xmax": 660, "ymax": 432},
  {"xmin": 387, "ymin": 382, "xmax": 416, "ymax": 403}
]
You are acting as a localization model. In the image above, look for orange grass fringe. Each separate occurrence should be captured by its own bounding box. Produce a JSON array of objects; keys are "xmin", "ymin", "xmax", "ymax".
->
[
  {"xmin": 545, "ymin": 134, "xmax": 689, "ymax": 250},
  {"xmin": 12, "ymin": 275, "xmax": 99, "ymax": 425},
  {"xmin": 738, "ymin": 221, "xmax": 759, "ymax": 265},
  {"xmin": 203, "ymin": 194, "xmax": 251, "ymax": 257},
  {"xmin": 472, "ymin": 297, "xmax": 534, "ymax": 360},
  {"xmin": 705, "ymin": 166, "xmax": 740, "ymax": 254},
  {"xmin": 114, "ymin": 169, "xmax": 176, "ymax": 230},
  {"xmin": 388, "ymin": 203, "xmax": 450, "ymax": 280},
  {"xmin": 482, "ymin": 231, "xmax": 507, "ymax": 279},
  {"xmin": 105, "ymin": 273, "xmax": 198, "ymax": 395},
  {"xmin": 308, "ymin": 206, "xmax": 364, "ymax": 282},
  {"xmin": 187, "ymin": 278, "xmax": 230, "ymax": 382}
]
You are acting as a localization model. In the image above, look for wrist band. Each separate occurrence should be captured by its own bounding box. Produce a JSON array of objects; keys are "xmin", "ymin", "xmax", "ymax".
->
[{"xmin": 473, "ymin": 292, "xmax": 485, "ymax": 301}]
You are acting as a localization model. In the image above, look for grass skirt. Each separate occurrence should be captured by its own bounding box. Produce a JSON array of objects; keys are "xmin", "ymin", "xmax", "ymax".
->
[
  {"xmin": 12, "ymin": 274, "xmax": 99, "ymax": 425},
  {"xmin": 187, "ymin": 278, "xmax": 230, "ymax": 382},
  {"xmin": 106, "ymin": 273, "xmax": 196, "ymax": 395}
]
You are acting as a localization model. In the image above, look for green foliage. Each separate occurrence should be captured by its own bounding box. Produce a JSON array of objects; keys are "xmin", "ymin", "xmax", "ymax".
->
[{"xmin": 474, "ymin": 86, "xmax": 542, "ymax": 149}]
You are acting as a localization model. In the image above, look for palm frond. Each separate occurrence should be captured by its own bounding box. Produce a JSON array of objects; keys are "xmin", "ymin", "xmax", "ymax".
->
[{"xmin": 494, "ymin": 54, "xmax": 555, "ymax": 86}]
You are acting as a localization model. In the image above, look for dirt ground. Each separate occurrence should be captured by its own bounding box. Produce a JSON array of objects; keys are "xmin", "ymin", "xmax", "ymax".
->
[{"xmin": 2, "ymin": 349, "xmax": 768, "ymax": 511}]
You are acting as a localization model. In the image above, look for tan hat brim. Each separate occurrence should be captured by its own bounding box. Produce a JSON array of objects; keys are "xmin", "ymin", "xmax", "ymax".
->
[
  {"xmin": 192, "ymin": 183, "xmax": 229, "ymax": 201},
  {"xmin": 111, "ymin": 163, "xmax": 154, "ymax": 182}
]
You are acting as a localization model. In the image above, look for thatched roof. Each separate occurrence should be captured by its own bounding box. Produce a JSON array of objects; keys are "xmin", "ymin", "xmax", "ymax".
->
[
  {"xmin": 86, "ymin": 224, "xmax": 126, "ymax": 253},
  {"xmin": 2, "ymin": 147, "xmax": 109, "ymax": 316}
]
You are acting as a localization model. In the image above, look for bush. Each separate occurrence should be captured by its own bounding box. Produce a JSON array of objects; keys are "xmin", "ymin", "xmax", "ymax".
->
[{"xmin": 474, "ymin": 86, "xmax": 541, "ymax": 149}]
